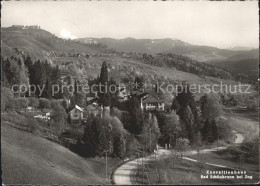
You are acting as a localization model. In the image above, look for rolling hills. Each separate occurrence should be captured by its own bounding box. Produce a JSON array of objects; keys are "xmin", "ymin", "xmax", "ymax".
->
[
  {"xmin": 1, "ymin": 26, "xmax": 258, "ymax": 84},
  {"xmin": 76, "ymin": 37, "xmax": 259, "ymax": 80},
  {"xmin": 76, "ymin": 37, "xmax": 259, "ymax": 62}
]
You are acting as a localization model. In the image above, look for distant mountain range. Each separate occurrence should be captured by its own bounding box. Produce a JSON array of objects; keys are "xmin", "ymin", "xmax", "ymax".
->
[
  {"xmin": 76, "ymin": 37, "xmax": 259, "ymax": 62},
  {"xmin": 1, "ymin": 26, "xmax": 258, "ymax": 81},
  {"xmin": 226, "ymin": 46, "xmax": 256, "ymax": 51}
]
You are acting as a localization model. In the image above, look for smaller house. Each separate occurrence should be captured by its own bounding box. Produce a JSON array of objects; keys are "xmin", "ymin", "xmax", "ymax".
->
[{"xmin": 67, "ymin": 105, "xmax": 84, "ymax": 124}]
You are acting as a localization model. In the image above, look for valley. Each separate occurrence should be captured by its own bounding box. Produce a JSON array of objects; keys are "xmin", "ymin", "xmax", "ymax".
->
[{"xmin": 1, "ymin": 25, "xmax": 259, "ymax": 185}]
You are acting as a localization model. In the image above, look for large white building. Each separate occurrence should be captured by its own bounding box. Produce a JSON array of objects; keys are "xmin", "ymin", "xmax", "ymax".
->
[{"xmin": 140, "ymin": 94, "xmax": 165, "ymax": 111}]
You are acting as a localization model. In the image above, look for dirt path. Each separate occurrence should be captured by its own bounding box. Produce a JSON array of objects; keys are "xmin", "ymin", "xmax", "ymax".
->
[{"xmin": 112, "ymin": 131, "xmax": 245, "ymax": 185}]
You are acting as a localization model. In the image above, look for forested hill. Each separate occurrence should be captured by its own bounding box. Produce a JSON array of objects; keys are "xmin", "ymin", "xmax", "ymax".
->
[
  {"xmin": 139, "ymin": 53, "xmax": 253, "ymax": 82},
  {"xmin": 207, "ymin": 58, "xmax": 258, "ymax": 81}
]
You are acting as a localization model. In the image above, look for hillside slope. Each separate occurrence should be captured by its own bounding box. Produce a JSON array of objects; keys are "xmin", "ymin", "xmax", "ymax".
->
[
  {"xmin": 1, "ymin": 123, "xmax": 114, "ymax": 184},
  {"xmin": 1, "ymin": 27, "xmax": 105, "ymax": 60}
]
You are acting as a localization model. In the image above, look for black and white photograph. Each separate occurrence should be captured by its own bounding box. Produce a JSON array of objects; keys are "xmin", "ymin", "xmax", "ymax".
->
[{"xmin": 1, "ymin": 1, "xmax": 259, "ymax": 185}]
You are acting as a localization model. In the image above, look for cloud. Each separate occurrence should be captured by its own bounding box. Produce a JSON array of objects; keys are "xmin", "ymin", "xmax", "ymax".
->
[{"xmin": 59, "ymin": 28, "xmax": 77, "ymax": 40}]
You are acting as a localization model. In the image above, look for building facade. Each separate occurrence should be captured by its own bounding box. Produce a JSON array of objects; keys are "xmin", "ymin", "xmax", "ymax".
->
[
  {"xmin": 140, "ymin": 94, "xmax": 165, "ymax": 111},
  {"xmin": 68, "ymin": 105, "xmax": 84, "ymax": 124}
]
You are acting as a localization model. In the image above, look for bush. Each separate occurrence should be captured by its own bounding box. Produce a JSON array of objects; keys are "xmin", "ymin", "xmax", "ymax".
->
[
  {"xmin": 125, "ymin": 134, "xmax": 141, "ymax": 157},
  {"xmin": 1, "ymin": 87, "xmax": 14, "ymax": 111},
  {"xmin": 110, "ymin": 107, "xmax": 122, "ymax": 120},
  {"xmin": 14, "ymin": 97, "xmax": 28, "ymax": 109},
  {"xmin": 39, "ymin": 98, "xmax": 51, "ymax": 109},
  {"xmin": 51, "ymin": 103, "xmax": 67, "ymax": 134},
  {"xmin": 175, "ymin": 138, "xmax": 190, "ymax": 157},
  {"xmin": 76, "ymin": 115, "xmax": 109, "ymax": 157},
  {"xmin": 2, "ymin": 112, "xmax": 39, "ymax": 133},
  {"xmin": 60, "ymin": 127, "xmax": 84, "ymax": 139},
  {"xmin": 240, "ymin": 137, "xmax": 259, "ymax": 163},
  {"xmin": 28, "ymin": 97, "xmax": 39, "ymax": 108},
  {"xmin": 218, "ymin": 118, "xmax": 233, "ymax": 142},
  {"xmin": 108, "ymin": 116, "xmax": 129, "ymax": 158},
  {"xmin": 61, "ymin": 99, "xmax": 69, "ymax": 109},
  {"xmin": 50, "ymin": 99, "xmax": 64, "ymax": 108},
  {"xmin": 27, "ymin": 118, "xmax": 40, "ymax": 134}
]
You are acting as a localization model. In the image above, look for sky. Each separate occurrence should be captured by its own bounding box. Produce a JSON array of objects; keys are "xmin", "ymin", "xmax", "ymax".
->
[{"xmin": 1, "ymin": 1, "xmax": 259, "ymax": 48}]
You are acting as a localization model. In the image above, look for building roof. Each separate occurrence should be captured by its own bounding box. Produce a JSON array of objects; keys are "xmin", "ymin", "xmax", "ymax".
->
[
  {"xmin": 75, "ymin": 105, "xmax": 84, "ymax": 112},
  {"xmin": 141, "ymin": 94, "xmax": 164, "ymax": 103}
]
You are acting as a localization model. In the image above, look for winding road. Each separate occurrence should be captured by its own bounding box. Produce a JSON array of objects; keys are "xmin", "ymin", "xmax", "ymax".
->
[{"xmin": 112, "ymin": 131, "xmax": 244, "ymax": 185}]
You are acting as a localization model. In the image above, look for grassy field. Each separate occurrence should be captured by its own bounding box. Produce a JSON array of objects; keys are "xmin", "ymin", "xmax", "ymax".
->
[
  {"xmin": 1, "ymin": 123, "xmax": 122, "ymax": 184},
  {"xmin": 137, "ymin": 157, "xmax": 259, "ymax": 184},
  {"xmin": 188, "ymin": 149, "xmax": 259, "ymax": 174}
]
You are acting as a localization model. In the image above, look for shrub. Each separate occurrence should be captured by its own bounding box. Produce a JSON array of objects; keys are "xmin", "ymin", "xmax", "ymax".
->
[
  {"xmin": 39, "ymin": 98, "xmax": 51, "ymax": 109},
  {"xmin": 50, "ymin": 99, "xmax": 64, "ymax": 108},
  {"xmin": 27, "ymin": 118, "xmax": 40, "ymax": 134},
  {"xmin": 175, "ymin": 138, "xmax": 190, "ymax": 157},
  {"xmin": 240, "ymin": 137, "xmax": 259, "ymax": 163},
  {"xmin": 2, "ymin": 112, "xmax": 39, "ymax": 133},
  {"xmin": 61, "ymin": 99, "xmax": 69, "ymax": 109},
  {"xmin": 51, "ymin": 103, "xmax": 67, "ymax": 134},
  {"xmin": 125, "ymin": 134, "xmax": 141, "ymax": 157},
  {"xmin": 28, "ymin": 97, "xmax": 39, "ymax": 108},
  {"xmin": 14, "ymin": 97, "xmax": 28, "ymax": 109},
  {"xmin": 61, "ymin": 127, "xmax": 84, "ymax": 139},
  {"xmin": 108, "ymin": 116, "xmax": 129, "ymax": 158},
  {"xmin": 1, "ymin": 87, "xmax": 14, "ymax": 111},
  {"xmin": 110, "ymin": 107, "xmax": 122, "ymax": 120},
  {"xmin": 218, "ymin": 118, "xmax": 233, "ymax": 142}
]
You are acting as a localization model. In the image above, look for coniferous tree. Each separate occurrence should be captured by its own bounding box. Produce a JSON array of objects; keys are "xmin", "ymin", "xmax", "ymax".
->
[
  {"xmin": 99, "ymin": 61, "xmax": 111, "ymax": 107},
  {"xmin": 1, "ymin": 57, "xmax": 10, "ymax": 86},
  {"xmin": 200, "ymin": 94, "xmax": 223, "ymax": 143},
  {"xmin": 2, "ymin": 57, "xmax": 29, "ymax": 95},
  {"xmin": 171, "ymin": 98, "xmax": 180, "ymax": 112},
  {"xmin": 175, "ymin": 84, "xmax": 200, "ymax": 145},
  {"xmin": 74, "ymin": 80, "xmax": 85, "ymax": 107},
  {"xmin": 179, "ymin": 106, "xmax": 196, "ymax": 143},
  {"xmin": 201, "ymin": 118, "xmax": 218, "ymax": 143},
  {"xmin": 109, "ymin": 77, "xmax": 119, "ymax": 108},
  {"xmin": 80, "ymin": 115, "xmax": 102, "ymax": 156},
  {"xmin": 128, "ymin": 96, "xmax": 144, "ymax": 134},
  {"xmin": 42, "ymin": 77, "xmax": 52, "ymax": 99},
  {"xmin": 134, "ymin": 76, "xmax": 144, "ymax": 90},
  {"xmin": 142, "ymin": 113, "xmax": 160, "ymax": 152},
  {"xmin": 113, "ymin": 133, "xmax": 126, "ymax": 158}
]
